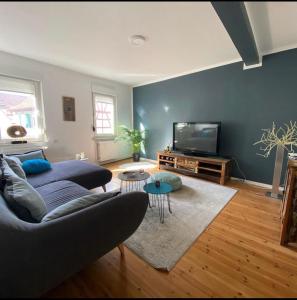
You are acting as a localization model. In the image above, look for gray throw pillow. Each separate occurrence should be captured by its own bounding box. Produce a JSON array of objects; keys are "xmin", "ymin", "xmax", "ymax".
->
[
  {"xmin": 4, "ymin": 155, "xmax": 26, "ymax": 180},
  {"xmin": 42, "ymin": 191, "xmax": 120, "ymax": 222},
  {"xmin": 4, "ymin": 174, "xmax": 47, "ymax": 222},
  {"xmin": 2, "ymin": 159, "xmax": 18, "ymax": 177}
]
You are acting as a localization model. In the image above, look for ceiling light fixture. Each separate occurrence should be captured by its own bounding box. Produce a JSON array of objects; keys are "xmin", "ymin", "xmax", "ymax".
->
[{"xmin": 129, "ymin": 35, "xmax": 146, "ymax": 47}]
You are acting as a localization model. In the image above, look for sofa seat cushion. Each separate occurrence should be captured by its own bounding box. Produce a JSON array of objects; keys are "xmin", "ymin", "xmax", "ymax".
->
[
  {"xmin": 36, "ymin": 180, "xmax": 91, "ymax": 212},
  {"xmin": 27, "ymin": 160, "xmax": 112, "ymax": 190}
]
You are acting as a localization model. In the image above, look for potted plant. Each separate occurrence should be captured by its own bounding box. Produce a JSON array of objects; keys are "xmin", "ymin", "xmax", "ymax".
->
[{"xmin": 116, "ymin": 125, "xmax": 146, "ymax": 162}]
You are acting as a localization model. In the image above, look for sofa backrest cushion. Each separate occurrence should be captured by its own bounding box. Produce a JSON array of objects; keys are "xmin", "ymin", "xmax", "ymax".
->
[
  {"xmin": 22, "ymin": 159, "xmax": 52, "ymax": 175},
  {"xmin": 3, "ymin": 160, "xmax": 47, "ymax": 222},
  {"xmin": 4, "ymin": 155, "xmax": 26, "ymax": 180},
  {"xmin": 0, "ymin": 192, "xmax": 24, "ymax": 226},
  {"xmin": 8, "ymin": 149, "xmax": 47, "ymax": 162},
  {"xmin": 42, "ymin": 191, "xmax": 120, "ymax": 222}
]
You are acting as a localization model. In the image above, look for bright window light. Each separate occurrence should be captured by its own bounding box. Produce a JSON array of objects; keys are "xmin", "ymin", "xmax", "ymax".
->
[
  {"xmin": 93, "ymin": 93, "xmax": 116, "ymax": 136},
  {"xmin": 0, "ymin": 75, "xmax": 45, "ymax": 142}
]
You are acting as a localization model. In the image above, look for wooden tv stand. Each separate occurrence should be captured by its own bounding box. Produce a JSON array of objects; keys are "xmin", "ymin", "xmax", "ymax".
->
[{"xmin": 157, "ymin": 151, "xmax": 231, "ymax": 185}]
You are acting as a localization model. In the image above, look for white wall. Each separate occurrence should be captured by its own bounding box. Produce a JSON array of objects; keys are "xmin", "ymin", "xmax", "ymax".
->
[{"xmin": 0, "ymin": 51, "xmax": 132, "ymax": 162}]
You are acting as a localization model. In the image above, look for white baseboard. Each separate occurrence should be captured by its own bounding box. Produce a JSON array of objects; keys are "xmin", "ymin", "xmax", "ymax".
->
[
  {"xmin": 99, "ymin": 156, "xmax": 156, "ymax": 165},
  {"xmin": 140, "ymin": 157, "xmax": 158, "ymax": 164},
  {"xmin": 99, "ymin": 156, "xmax": 132, "ymax": 165},
  {"xmin": 231, "ymin": 177, "xmax": 284, "ymax": 191}
]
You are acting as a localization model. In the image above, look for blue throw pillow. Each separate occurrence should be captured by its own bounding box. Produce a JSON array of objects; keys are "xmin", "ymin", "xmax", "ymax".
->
[{"xmin": 22, "ymin": 159, "xmax": 52, "ymax": 175}]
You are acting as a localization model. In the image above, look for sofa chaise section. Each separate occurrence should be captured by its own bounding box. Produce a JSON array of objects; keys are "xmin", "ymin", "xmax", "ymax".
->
[{"xmin": 27, "ymin": 160, "xmax": 112, "ymax": 190}]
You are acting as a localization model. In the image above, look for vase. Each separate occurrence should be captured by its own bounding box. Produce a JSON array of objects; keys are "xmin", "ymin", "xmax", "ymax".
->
[
  {"xmin": 133, "ymin": 152, "xmax": 140, "ymax": 162},
  {"xmin": 267, "ymin": 144, "xmax": 285, "ymax": 199}
]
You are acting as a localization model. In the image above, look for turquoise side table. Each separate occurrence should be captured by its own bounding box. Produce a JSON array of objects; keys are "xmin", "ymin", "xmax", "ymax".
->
[{"xmin": 143, "ymin": 182, "xmax": 173, "ymax": 223}]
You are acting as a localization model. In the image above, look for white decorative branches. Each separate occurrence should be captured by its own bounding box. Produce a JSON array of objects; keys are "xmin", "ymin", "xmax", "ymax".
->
[{"xmin": 254, "ymin": 121, "xmax": 297, "ymax": 158}]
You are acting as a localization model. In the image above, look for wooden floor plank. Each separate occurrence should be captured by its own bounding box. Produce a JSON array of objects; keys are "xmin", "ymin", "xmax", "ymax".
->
[
  {"xmin": 45, "ymin": 159, "xmax": 297, "ymax": 298},
  {"xmin": 197, "ymin": 236, "xmax": 297, "ymax": 293}
]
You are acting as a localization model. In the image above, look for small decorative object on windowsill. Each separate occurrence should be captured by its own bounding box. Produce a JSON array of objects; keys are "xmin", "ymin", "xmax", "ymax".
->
[
  {"xmin": 254, "ymin": 121, "xmax": 297, "ymax": 199},
  {"xmin": 7, "ymin": 125, "xmax": 28, "ymax": 144},
  {"xmin": 75, "ymin": 152, "xmax": 88, "ymax": 161},
  {"xmin": 115, "ymin": 125, "xmax": 147, "ymax": 162},
  {"xmin": 11, "ymin": 140, "xmax": 27, "ymax": 144}
]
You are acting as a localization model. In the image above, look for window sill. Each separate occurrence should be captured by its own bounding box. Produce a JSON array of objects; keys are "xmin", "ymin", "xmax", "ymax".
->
[{"xmin": 93, "ymin": 136, "xmax": 116, "ymax": 142}]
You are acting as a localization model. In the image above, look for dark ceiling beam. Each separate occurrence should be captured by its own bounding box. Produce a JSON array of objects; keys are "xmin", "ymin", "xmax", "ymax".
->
[{"xmin": 211, "ymin": 1, "xmax": 260, "ymax": 66}]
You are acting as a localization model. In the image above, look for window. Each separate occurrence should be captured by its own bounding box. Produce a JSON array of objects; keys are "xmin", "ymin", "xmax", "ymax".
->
[
  {"xmin": 0, "ymin": 75, "xmax": 45, "ymax": 142},
  {"xmin": 93, "ymin": 93, "xmax": 116, "ymax": 137}
]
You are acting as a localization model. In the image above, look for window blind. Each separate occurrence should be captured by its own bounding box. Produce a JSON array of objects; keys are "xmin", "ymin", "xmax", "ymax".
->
[{"xmin": 0, "ymin": 75, "xmax": 36, "ymax": 94}]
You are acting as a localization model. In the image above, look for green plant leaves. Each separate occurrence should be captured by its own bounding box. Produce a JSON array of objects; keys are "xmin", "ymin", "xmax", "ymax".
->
[{"xmin": 115, "ymin": 125, "xmax": 147, "ymax": 153}]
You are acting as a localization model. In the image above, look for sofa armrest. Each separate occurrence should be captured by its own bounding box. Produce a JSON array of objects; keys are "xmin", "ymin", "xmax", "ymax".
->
[{"xmin": 1, "ymin": 191, "xmax": 149, "ymax": 298}]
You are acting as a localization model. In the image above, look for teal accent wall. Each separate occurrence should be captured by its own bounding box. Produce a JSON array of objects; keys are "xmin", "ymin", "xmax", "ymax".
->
[{"xmin": 133, "ymin": 49, "xmax": 297, "ymax": 184}]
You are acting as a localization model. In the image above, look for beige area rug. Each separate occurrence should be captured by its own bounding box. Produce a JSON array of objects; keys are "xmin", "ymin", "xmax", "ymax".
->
[{"xmin": 99, "ymin": 162, "xmax": 237, "ymax": 272}]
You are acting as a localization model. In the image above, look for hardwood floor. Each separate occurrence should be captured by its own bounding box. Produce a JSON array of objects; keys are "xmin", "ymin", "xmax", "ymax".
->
[{"xmin": 45, "ymin": 159, "xmax": 297, "ymax": 298}]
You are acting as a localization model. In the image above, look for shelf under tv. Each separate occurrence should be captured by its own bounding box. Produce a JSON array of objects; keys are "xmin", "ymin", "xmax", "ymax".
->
[{"xmin": 157, "ymin": 151, "xmax": 231, "ymax": 185}]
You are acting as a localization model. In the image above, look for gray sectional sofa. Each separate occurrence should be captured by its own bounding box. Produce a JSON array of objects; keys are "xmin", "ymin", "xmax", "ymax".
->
[{"xmin": 0, "ymin": 157, "xmax": 149, "ymax": 298}]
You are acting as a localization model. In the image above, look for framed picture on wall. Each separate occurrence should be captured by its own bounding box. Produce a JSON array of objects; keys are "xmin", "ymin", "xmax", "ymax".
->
[{"xmin": 62, "ymin": 96, "xmax": 76, "ymax": 121}]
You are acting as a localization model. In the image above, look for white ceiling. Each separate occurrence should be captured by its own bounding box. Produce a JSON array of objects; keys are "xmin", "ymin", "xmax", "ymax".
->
[
  {"xmin": 0, "ymin": 2, "xmax": 296, "ymax": 86},
  {"xmin": 245, "ymin": 2, "xmax": 297, "ymax": 55}
]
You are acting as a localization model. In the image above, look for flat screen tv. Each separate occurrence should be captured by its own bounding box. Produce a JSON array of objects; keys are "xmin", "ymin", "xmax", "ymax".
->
[{"xmin": 173, "ymin": 122, "xmax": 221, "ymax": 156}]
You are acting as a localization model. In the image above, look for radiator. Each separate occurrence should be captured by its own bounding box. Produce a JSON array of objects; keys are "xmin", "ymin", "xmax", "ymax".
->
[{"xmin": 96, "ymin": 140, "xmax": 132, "ymax": 163}]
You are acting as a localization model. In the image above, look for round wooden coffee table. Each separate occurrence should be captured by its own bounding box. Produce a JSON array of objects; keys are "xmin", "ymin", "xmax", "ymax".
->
[{"xmin": 118, "ymin": 170, "xmax": 150, "ymax": 193}]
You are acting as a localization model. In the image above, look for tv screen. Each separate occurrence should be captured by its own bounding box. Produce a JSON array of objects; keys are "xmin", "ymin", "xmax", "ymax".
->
[{"xmin": 173, "ymin": 122, "xmax": 221, "ymax": 156}]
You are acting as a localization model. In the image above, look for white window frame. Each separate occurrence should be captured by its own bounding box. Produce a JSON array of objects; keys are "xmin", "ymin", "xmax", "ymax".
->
[
  {"xmin": 0, "ymin": 74, "xmax": 46, "ymax": 145},
  {"xmin": 92, "ymin": 92, "xmax": 117, "ymax": 140}
]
